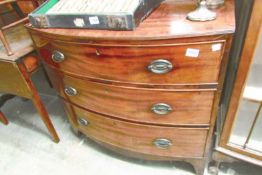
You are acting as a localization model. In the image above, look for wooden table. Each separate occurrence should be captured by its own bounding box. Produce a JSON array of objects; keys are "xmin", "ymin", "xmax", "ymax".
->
[{"xmin": 0, "ymin": 24, "xmax": 59, "ymax": 143}]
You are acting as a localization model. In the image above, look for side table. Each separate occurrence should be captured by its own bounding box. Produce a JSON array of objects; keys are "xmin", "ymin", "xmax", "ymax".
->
[{"xmin": 0, "ymin": 15, "xmax": 59, "ymax": 142}]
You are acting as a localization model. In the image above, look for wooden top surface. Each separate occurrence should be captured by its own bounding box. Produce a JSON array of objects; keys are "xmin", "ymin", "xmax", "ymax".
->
[
  {"xmin": 0, "ymin": 25, "xmax": 34, "ymax": 62},
  {"xmin": 0, "ymin": 0, "xmax": 16, "ymax": 5},
  {"xmin": 27, "ymin": 0, "xmax": 235, "ymax": 41}
]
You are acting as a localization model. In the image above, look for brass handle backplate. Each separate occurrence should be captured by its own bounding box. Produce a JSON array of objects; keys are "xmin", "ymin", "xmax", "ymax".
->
[
  {"xmin": 64, "ymin": 86, "xmax": 78, "ymax": 96},
  {"xmin": 151, "ymin": 103, "xmax": 173, "ymax": 115},
  {"xmin": 77, "ymin": 118, "xmax": 89, "ymax": 126},
  {"xmin": 52, "ymin": 50, "xmax": 65, "ymax": 63},
  {"xmin": 153, "ymin": 138, "xmax": 173, "ymax": 149},
  {"xmin": 148, "ymin": 59, "xmax": 173, "ymax": 74}
]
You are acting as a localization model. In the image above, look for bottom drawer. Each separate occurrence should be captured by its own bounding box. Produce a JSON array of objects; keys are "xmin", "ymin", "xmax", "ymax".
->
[{"xmin": 71, "ymin": 104, "xmax": 209, "ymax": 158}]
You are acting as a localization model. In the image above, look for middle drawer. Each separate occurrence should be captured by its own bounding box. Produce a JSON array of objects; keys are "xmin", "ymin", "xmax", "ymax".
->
[{"xmin": 51, "ymin": 72, "xmax": 216, "ymax": 126}]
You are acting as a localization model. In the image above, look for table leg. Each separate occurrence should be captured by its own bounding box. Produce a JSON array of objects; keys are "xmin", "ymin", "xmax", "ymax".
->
[
  {"xmin": 0, "ymin": 111, "xmax": 8, "ymax": 125},
  {"xmin": 0, "ymin": 30, "xmax": 13, "ymax": 56},
  {"xmin": 18, "ymin": 63, "xmax": 60, "ymax": 143},
  {"xmin": 0, "ymin": 94, "xmax": 15, "ymax": 125},
  {"xmin": 10, "ymin": 2, "xmax": 25, "ymax": 18},
  {"xmin": 31, "ymin": 92, "xmax": 60, "ymax": 143}
]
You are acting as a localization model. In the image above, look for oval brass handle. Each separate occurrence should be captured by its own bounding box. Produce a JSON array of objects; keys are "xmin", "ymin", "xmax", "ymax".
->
[
  {"xmin": 77, "ymin": 118, "xmax": 89, "ymax": 126},
  {"xmin": 151, "ymin": 103, "xmax": 173, "ymax": 115},
  {"xmin": 148, "ymin": 59, "xmax": 173, "ymax": 74},
  {"xmin": 153, "ymin": 138, "xmax": 173, "ymax": 149},
  {"xmin": 52, "ymin": 50, "xmax": 65, "ymax": 63},
  {"xmin": 64, "ymin": 86, "xmax": 78, "ymax": 96}
]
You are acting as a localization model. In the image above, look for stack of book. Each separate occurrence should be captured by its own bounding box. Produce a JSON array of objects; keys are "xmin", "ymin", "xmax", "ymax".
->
[{"xmin": 29, "ymin": 0, "xmax": 164, "ymax": 30}]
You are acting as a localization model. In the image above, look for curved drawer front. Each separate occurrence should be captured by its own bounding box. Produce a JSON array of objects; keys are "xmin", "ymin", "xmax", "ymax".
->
[
  {"xmin": 39, "ymin": 40, "xmax": 225, "ymax": 85},
  {"xmin": 73, "ymin": 106, "xmax": 208, "ymax": 158},
  {"xmin": 53, "ymin": 74, "xmax": 215, "ymax": 126}
]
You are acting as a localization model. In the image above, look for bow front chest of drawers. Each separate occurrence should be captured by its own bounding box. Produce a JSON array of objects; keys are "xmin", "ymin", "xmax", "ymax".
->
[{"xmin": 27, "ymin": 0, "xmax": 235, "ymax": 174}]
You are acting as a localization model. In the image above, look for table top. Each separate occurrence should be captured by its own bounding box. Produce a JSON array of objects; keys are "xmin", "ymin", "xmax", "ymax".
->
[
  {"xmin": 27, "ymin": 0, "xmax": 235, "ymax": 41},
  {"xmin": 0, "ymin": 25, "xmax": 34, "ymax": 62}
]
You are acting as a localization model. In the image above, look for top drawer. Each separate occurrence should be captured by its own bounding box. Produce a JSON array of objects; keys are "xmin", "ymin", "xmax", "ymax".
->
[{"xmin": 38, "ymin": 41, "xmax": 225, "ymax": 85}]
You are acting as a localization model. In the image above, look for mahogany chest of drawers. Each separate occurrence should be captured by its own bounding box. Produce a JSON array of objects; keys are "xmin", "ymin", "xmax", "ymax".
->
[{"xmin": 27, "ymin": 0, "xmax": 235, "ymax": 174}]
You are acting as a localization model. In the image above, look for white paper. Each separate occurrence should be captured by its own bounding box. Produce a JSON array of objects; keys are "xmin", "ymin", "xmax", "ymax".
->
[
  {"xmin": 74, "ymin": 18, "xmax": 85, "ymax": 27},
  {"xmin": 186, "ymin": 48, "xmax": 200, "ymax": 58},
  {"xmin": 89, "ymin": 16, "xmax": 99, "ymax": 25},
  {"xmin": 212, "ymin": 43, "xmax": 222, "ymax": 52}
]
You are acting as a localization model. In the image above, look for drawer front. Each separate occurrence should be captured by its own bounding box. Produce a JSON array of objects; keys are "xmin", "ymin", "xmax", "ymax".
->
[
  {"xmin": 72, "ymin": 105, "xmax": 208, "ymax": 158},
  {"xmin": 50, "ymin": 72, "xmax": 215, "ymax": 126},
  {"xmin": 39, "ymin": 40, "xmax": 225, "ymax": 85}
]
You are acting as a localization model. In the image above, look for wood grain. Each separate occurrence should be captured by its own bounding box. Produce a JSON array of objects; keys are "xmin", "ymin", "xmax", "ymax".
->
[
  {"xmin": 73, "ymin": 104, "xmax": 209, "ymax": 158},
  {"xmin": 48, "ymin": 71, "xmax": 216, "ymax": 126},
  {"xmin": 39, "ymin": 40, "xmax": 225, "ymax": 85}
]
